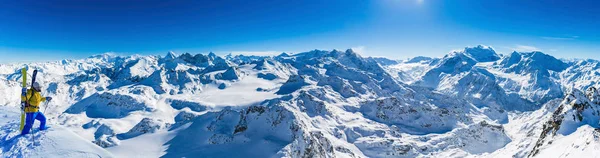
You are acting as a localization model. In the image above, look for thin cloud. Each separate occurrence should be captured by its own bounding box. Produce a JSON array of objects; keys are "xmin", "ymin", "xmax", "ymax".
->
[
  {"xmin": 541, "ymin": 36, "xmax": 579, "ymax": 40},
  {"xmin": 351, "ymin": 46, "xmax": 366, "ymax": 55},
  {"xmin": 229, "ymin": 51, "xmax": 282, "ymax": 56},
  {"xmin": 513, "ymin": 45, "xmax": 542, "ymax": 52}
]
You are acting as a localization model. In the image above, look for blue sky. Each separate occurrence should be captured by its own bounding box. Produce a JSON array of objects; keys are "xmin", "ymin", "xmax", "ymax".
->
[{"xmin": 1, "ymin": 0, "xmax": 599, "ymax": 63}]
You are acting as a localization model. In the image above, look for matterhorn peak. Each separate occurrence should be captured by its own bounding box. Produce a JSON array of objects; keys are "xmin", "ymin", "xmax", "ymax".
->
[{"xmin": 165, "ymin": 51, "xmax": 177, "ymax": 60}]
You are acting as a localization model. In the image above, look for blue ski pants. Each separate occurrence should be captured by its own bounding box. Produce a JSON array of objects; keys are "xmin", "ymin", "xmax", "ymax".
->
[{"xmin": 21, "ymin": 112, "xmax": 46, "ymax": 135}]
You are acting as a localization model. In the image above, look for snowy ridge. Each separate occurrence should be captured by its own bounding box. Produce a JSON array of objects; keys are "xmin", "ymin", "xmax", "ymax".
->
[
  {"xmin": 0, "ymin": 107, "xmax": 114, "ymax": 158},
  {"xmin": 529, "ymin": 87, "xmax": 600, "ymax": 157}
]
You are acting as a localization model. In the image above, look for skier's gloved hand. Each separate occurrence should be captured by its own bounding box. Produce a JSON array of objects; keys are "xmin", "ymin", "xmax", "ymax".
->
[
  {"xmin": 46, "ymin": 97, "xmax": 52, "ymax": 101},
  {"xmin": 21, "ymin": 88, "xmax": 26, "ymax": 96}
]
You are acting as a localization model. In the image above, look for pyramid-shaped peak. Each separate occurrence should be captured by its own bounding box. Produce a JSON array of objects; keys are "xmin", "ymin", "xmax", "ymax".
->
[{"xmin": 165, "ymin": 51, "xmax": 177, "ymax": 60}]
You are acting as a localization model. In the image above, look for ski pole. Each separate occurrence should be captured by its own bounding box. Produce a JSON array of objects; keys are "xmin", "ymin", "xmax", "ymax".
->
[
  {"xmin": 44, "ymin": 101, "xmax": 49, "ymax": 114},
  {"xmin": 31, "ymin": 113, "xmax": 35, "ymax": 146}
]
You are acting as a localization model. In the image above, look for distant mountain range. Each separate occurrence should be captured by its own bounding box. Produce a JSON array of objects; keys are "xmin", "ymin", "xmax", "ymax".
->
[{"xmin": 0, "ymin": 45, "xmax": 599, "ymax": 157}]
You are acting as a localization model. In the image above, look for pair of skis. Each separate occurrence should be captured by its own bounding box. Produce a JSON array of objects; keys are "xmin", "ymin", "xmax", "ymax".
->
[
  {"xmin": 20, "ymin": 68, "xmax": 38, "ymax": 131},
  {"xmin": 20, "ymin": 67, "xmax": 39, "ymax": 145}
]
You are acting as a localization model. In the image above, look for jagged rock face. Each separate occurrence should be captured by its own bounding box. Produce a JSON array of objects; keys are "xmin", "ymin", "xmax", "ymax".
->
[
  {"xmin": 530, "ymin": 87, "xmax": 600, "ymax": 157},
  {"xmin": 284, "ymin": 131, "xmax": 336, "ymax": 158},
  {"xmin": 453, "ymin": 121, "xmax": 511, "ymax": 154}
]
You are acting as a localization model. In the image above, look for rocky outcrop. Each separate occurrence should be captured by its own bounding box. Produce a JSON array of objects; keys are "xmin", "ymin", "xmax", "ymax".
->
[{"xmin": 529, "ymin": 87, "xmax": 600, "ymax": 157}]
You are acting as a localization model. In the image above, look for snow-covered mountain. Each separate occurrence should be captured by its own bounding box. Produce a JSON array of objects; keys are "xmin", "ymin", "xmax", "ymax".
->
[{"xmin": 0, "ymin": 45, "xmax": 599, "ymax": 157}]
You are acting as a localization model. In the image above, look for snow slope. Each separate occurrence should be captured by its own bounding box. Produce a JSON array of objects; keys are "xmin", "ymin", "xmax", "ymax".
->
[{"xmin": 0, "ymin": 107, "xmax": 114, "ymax": 158}]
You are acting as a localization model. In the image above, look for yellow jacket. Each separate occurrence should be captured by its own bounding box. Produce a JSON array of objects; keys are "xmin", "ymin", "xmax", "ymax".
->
[{"xmin": 21, "ymin": 89, "xmax": 46, "ymax": 113}]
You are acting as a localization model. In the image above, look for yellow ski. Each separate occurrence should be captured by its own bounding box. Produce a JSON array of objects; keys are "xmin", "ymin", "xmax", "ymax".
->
[{"xmin": 19, "ymin": 68, "xmax": 26, "ymax": 131}]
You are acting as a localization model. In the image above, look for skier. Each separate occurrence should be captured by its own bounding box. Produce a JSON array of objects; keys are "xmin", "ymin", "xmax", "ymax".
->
[{"xmin": 20, "ymin": 82, "xmax": 52, "ymax": 135}]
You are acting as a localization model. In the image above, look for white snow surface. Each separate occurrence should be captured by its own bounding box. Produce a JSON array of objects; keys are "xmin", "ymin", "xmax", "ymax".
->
[
  {"xmin": 0, "ymin": 107, "xmax": 114, "ymax": 158},
  {"xmin": 0, "ymin": 47, "xmax": 599, "ymax": 158}
]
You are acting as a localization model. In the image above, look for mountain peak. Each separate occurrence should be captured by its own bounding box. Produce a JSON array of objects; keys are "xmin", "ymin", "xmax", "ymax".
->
[
  {"xmin": 460, "ymin": 45, "xmax": 500, "ymax": 62},
  {"xmin": 278, "ymin": 52, "xmax": 290, "ymax": 57},
  {"xmin": 208, "ymin": 52, "xmax": 217, "ymax": 59},
  {"xmin": 89, "ymin": 52, "xmax": 117, "ymax": 59},
  {"xmin": 165, "ymin": 51, "xmax": 177, "ymax": 60},
  {"xmin": 405, "ymin": 56, "xmax": 433, "ymax": 63},
  {"xmin": 501, "ymin": 51, "xmax": 568, "ymax": 73}
]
